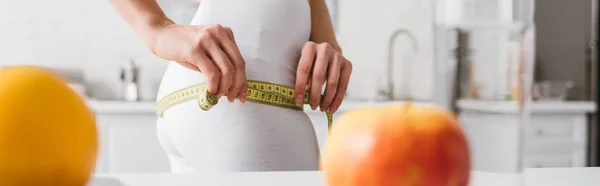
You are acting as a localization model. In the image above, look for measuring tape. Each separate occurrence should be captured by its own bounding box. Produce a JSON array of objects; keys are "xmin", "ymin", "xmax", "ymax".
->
[{"xmin": 156, "ymin": 80, "xmax": 332, "ymax": 133}]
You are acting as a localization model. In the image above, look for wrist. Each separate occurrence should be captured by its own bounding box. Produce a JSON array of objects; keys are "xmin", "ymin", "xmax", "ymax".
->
[{"xmin": 138, "ymin": 17, "xmax": 175, "ymax": 54}]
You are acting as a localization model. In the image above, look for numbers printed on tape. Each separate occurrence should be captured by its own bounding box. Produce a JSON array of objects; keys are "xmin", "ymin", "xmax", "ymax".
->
[{"xmin": 156, "ymin": 80, "xmax": 332, "ymax": 133}]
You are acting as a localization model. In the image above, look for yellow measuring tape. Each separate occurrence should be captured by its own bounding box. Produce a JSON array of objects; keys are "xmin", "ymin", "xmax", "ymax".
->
[{"xmin": 155, "ymin": 80, "xmax": 332, "ymax": 133}]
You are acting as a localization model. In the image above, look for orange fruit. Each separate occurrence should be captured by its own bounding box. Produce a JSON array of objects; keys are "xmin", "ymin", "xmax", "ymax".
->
[
  {"xmin": 0, "ymin": 66, "xmax": 98, "ymax": 186},
  {"xmin": 321, "ymin": 104, "xmax": 471, "ymax": 186}
]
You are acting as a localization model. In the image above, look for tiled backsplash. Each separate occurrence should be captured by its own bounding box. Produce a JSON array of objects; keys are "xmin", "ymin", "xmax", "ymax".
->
[{"xmin": 0, "ymin": 0, "xmax": 439, "ymax": 102}]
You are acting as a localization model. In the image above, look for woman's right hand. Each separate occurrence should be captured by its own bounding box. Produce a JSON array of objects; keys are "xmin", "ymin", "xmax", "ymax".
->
[{"xmin": 148, "ymin": 23, "xmax": 248, "ymax": 103}]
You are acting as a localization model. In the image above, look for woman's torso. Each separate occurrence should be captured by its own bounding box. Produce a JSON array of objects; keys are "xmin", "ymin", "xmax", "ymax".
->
[
  {"xmin": 155, "ymin": 1, "xmax": 319, "ymax": 171},
  {"xmin": 157, "ymin": 0, "xmax": 312, "ymax": 99}
]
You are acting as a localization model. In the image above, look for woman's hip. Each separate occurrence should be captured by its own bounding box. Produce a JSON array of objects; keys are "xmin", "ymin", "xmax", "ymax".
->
[
  {"xmin": 163, "ymin": 97, "xmax": 314, "ymax": 136},
  {"xmin": 159, "ymin": 98, "xmax": 317, "ymax": 143},
  {"xmin": 156, "ymin": 61, "xmax": 318, "ymax": 143},
  {"xmin": 155, "ymin": 63, "xmax": 320, "ymax": 171},
  {"xmin": 156, "ymin": 100, "xmax": 320, "ymax": 171}
]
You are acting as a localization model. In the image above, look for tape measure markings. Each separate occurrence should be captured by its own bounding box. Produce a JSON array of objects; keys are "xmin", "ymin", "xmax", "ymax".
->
[{"xmin": 156, "ymin": 80, "xmax": 332, "ymax": 133}]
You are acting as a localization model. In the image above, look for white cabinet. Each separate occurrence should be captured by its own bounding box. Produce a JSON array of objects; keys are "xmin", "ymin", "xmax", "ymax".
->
[
  {"xmin": 89, "ymin": 101, "xmax": 169, "ymax": 173},
  {"xmin": 306, "ymin": 111, "xmax": 345, "ymax": 152},
  {"xmin": 95, "ymin": 113, "xmax": 170, "ymax": 173},
  {"xmin": 457, "ymin": 100, "xmax": 596, "ymax": 173}
]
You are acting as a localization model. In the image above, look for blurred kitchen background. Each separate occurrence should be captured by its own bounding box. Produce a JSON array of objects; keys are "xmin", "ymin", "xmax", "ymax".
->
[{"xmin": 0, "ymin": 0, "xmax": 599, "ymax": 175}]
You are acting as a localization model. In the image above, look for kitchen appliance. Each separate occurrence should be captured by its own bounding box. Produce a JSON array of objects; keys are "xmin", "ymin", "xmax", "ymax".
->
[
  {"xmin": 434, "ymin": 0, "xmax": 536, "ymax": 174},
  {"xmin": 592, "ymin": 0, "xmax": 600, "ymax": 166},
  {"xmin": 120, "ymin": 60, "xmax": 140, "ymax": 101},
  {"xmin": 533, "ymin": 80, "xmax": 575, "ymax": 101}
]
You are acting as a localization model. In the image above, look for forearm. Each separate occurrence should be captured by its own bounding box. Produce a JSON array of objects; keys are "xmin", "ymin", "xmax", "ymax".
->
[
  {"xmin": 107, "ymin": 0, "xmax": 174, "ymax": 47},
  {"xmin": 308, "ymin": 0, "xmax": 341, "ymax": 53}
]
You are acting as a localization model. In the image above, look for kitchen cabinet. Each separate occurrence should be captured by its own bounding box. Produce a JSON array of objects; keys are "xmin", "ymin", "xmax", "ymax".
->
[
  {"xmin": 94, "ymin": 113, "xmax": 170, "ymax": 173},
  {"xmin": 90, "ymin": 101, "xmax": 168, "ymax": 173},
  {"xmin": 457, "ymin": 100, "xmax": 596, "ymax": 173},
  {"xmin": 306, "ymin": 111, "xmax": 345, "ymax": 152}
]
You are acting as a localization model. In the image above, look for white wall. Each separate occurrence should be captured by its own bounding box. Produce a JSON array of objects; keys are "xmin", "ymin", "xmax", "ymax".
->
[
  {"xmin": 0, "ymin": 0, "xmax": 198, "ymax": 100},
  {"xmin": 335, "ymin": 0, "xmax": 437, "ymax": 102}
]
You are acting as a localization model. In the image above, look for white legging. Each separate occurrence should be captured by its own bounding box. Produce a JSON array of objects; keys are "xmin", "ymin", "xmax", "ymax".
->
[
  {"xmin": 154, "ymin": 0, "xmax": 319, "ymax": 172},
  {"xmin": 155, "ymin": 99, "xmax": 320, "ymax": 172}
]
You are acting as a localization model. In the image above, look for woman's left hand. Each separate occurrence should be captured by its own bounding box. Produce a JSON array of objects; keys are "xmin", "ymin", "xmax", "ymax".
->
[{"xmin": 294, "ymin": 41, "xmax": 353, "ymax": 114}]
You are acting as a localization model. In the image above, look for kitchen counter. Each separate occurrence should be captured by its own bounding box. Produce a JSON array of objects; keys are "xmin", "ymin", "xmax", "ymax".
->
[
  {"xmin": 88, "ymin": 168, "xmax": 600, "ymax": 186},
  {"xmin": 87, "ymin": 100, "xmax": 156, "ymax": 114},
  {"xmin": 457, "ymin": 100, "xmax": 597, "ymax": 114},
  {"xmin": 87, "ymin": 99, "xmax": 438, "ymax": 114}
]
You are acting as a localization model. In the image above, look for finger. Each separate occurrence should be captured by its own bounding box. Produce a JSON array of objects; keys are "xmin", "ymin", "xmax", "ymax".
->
[
  {"xmin": 310, "ymin": 44, "xmax": 331, "ymax": 110},
  {"xmin": 330, "ymin": 61, "xmax": 352, "ymax": 114},
  {"xmin": 238, "ymin": 79, "xmax": 248, "ymax": 103},
  {"xmin": 227, "ymin": 64, "xmax": 247, "ymax": 103},
  {"xmin": 211, "ymin": 26, "xmax": 242, "ymax": 64},
  {"xmin": 295, "ymin": 42, "xmax": 317, "ymax": 106},
  {"xmin": 223, "ymin": 27, "xmax": 239, "ymax": 46},
  {"xmin": 224, "ymin": 27, "xmax": 248, "ymax": 103},
  {"xmin": 228, "ymin": 68, "xmax": 247, "ymax": 103},
  {"xmin": 305, "ymin": 76, "xmax": 312, "ymax": 90},
  {"xmin": 214, "ymin": 27, "xmax": 246, "ymax": 102},
  {"xmin": 190, "ymin": 52, "xmax": 220, "ymax": 95},
  {"xmin": 205, "ymin": 38, "xmax": 234, "ymax": 98},
  {"xmin": 320, "ymin": 54, "xmax": 342, "ymax": 111}
]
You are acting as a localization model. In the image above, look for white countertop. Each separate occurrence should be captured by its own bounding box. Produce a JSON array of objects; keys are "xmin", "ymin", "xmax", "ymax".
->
[
  {"xmin": 89, "ymin": 98, "xmax": 597, "ymax": 115},
  {"xmin": 87, "ymin": 99, "xmax": 439, "ymax": 114},
  {"xmin": 457, "ymin": 99, "xmax": 597, "ymax": 114},
  {"xmin": 89, "ymin": 168, "xmax": 600, "ymax": 186},
  {"xmin": 87, "ymin": 100, "xmax": 157, "ymax": 114},
  {"xmin": 523, "ymin": 167, "xmax": 600, "ymax": 185}
]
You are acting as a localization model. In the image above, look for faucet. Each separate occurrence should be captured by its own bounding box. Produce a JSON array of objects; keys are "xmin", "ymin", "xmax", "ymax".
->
[{"xmin": 377, "ymin": 28, "xmax": 419, "ymax": 101}]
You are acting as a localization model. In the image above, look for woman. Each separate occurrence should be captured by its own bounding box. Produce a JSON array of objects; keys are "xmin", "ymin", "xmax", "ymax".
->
[{"xmin": 108, "ymin": 0, "xmax": 352, "ymax": 172}]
